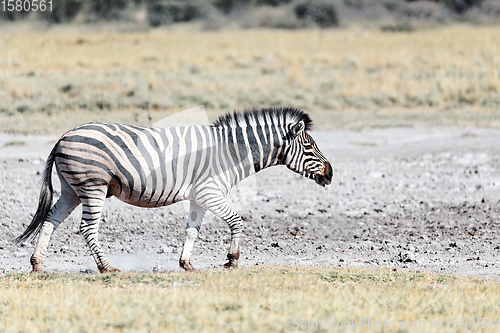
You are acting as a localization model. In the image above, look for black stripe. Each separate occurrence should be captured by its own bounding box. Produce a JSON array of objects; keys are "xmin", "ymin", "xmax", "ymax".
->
[
  {"xmin": 244, "ymin": 117, "xmax": 262, "ymax": 173},
  {"xmin": 232, "ymin": 126, "xmax": 249, "ymax": 181},
  {"xmin": 254, "ymin": 117, "xmax": 269, "ymax": 170},
  {"xmin": 55, "ymin": 152, "xmax": 123, "ymax": 193},
  {"xmin": 71, "ymin": 177, "xmax": 108, "ymax": 187},
  {"xmin": 83, "ymin": 204, "xmax": 105, "ymax": 208},
  {"xmin": 234, "ymin": 126, "xmax": 245, "ymax": 165},
  {"xmin": 260, "ymin": 115, "xmax": 273, "ymax": 168},
  {"xmin": 82, "ymin": 211, "xmax": 101, "ymax": 215},
  {"xmin": 80, "ymin": 188, "xmax": 106, "ymax": 193},
  {"xmin": 81, "ymin": 217, "xmax": 100, "ymax": 222},
  {"xmin": 116, "ymin": 124, "xmax": 152, "ymax": 202},
  {"xmin": 60, "ymin": 170, "xmax": 99, "ymax": 175},
  {"xmin": 78, "ymin": 195, "xmax": 104, "ymax": 201},
  {"xmin": 269, "ymin": 120, "xmax": 281, "ymax": 163},
  {"xmin": 292, "ymin": 144, "xmax": 301, "ymax": 171}
]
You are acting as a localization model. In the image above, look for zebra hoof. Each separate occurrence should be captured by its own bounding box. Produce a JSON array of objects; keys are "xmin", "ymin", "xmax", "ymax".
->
[
  {"xmin": 99, "ymin": 266, "xmax": 121, "ymax": 273},
  {"xmin": 30, "ymin": 266, "xmax": 43, "ymax": 274},
  {"xmin": 223, "ymin": 261, "xmax": 238, "ymax": 269},
  {"xmin": 30, "ymin": 257, "xmax": 43, "ymax": 273},
  {"xmin": 180, "ymin": 259, "xmax": 196, "ymax": 271}
]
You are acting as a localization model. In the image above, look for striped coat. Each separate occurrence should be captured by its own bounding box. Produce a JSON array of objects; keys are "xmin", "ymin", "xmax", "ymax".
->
[{"xmin": 16, "ymin": 107, "xmax": 332, "ymax": 272}]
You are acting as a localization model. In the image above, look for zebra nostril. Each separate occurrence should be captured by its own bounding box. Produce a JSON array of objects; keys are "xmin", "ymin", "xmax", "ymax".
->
[{"xmin": 324, "ymin": 162, "xmax": 333, "ymax": 179}]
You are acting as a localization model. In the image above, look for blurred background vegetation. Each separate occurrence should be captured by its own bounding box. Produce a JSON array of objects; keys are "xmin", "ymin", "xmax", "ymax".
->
[
  {"xmin": 1, "ymin": 0, "xmax": 499, "ymax": 134},
  {"xmin": 1, "ymin": 0, "xmax": 500, "ymax": 30}
]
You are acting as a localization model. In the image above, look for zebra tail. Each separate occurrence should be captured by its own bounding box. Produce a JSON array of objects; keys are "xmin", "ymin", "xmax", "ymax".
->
[{"xmin": 14, "ymin": 145, "xmax": 57, "ymax": 244}]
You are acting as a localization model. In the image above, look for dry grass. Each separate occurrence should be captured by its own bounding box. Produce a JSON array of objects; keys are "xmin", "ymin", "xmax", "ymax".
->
[
  {"xmin": 1, "ymin": 26, "xmax": 500, "ymax": 134},
  {"xmin": 0, "ymin": 266, "xmax": 498, "ymax": 332}
]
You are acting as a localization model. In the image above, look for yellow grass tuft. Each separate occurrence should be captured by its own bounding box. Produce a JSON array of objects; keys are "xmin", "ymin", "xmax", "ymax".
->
[{"xmin": 0, "ymin": 267, "xmax": 498, "ymax": 332}]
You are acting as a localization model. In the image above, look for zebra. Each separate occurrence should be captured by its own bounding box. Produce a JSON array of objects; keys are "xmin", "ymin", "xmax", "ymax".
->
[{"xmin": 15, "ymin": 107, "xmax": 333, "ymax": 273}]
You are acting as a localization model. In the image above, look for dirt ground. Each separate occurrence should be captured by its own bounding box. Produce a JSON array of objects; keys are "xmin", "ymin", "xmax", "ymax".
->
[{"xmin": 0, "ymin": 127, "xmax": 499, "ymax": 281}]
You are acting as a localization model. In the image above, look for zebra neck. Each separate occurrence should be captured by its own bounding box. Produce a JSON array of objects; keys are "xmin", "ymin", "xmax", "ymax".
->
[{"xmin": 216, "ymin": 123, "xmax": 285, "ymax": 184}]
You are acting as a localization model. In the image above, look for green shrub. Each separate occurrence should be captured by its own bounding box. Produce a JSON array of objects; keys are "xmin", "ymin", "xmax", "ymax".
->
[
  {"xmin": 444, "ymin": 0, "xmax": 484, "ymax": 14},
  {"xmin": 213, "ymin": 0, "xmax": 253, "ymax": 14},
  {"xmin": 269, "ymin": 14, "xmax": 308, "ymax": 29},
  {"xmin": 256, "ymin": 0, "xmax": 294, "ymax": 6},
  {"xmin": 380, "ymin": 22, "xmax": 415, "ymax": 32},
  {"xmin": 0, "ymin": 4, "xmax": 31, "ymax": 21},
  {"xmin": 405, "ymin": 1, "xmax": 443, "ymax": 19},
  {"xmin": 382, "ymin": 0, "xmax": 407, "ymax": 12},
  {"xmin": 147, "ymin": 0, "xmax": 212, "ymax": 27},
  {"xmin": 294, "ymin": 0, "xmax": 339, "ymax": 27},
  {"xmin": 481, "ymin": 0, "xmax": 500, "ymax": 15},
  {"xmin": 91, "ymin": 0, "xmax": 129, "ymax": 19},
  {"xmin": 422, "ymin": 0, "xmax": 485, "ymax": 14},
  {"xmin": 342, "ymin": 0, "xmax": 366, "ymax": 9},
  {"xmin": 43, "ymin": 0, "xmax": 84, "ymax": 23}
]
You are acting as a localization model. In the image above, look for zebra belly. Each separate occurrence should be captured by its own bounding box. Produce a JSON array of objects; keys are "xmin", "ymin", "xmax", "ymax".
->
[{"xmin": 109, "ymin": 178, "xmax": 194, "ymax": 208}]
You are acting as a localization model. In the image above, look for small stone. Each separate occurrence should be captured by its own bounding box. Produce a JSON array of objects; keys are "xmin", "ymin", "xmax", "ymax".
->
[{"xmin": 152, "ymin": 265, "xmax": 163, "ymax": 273}]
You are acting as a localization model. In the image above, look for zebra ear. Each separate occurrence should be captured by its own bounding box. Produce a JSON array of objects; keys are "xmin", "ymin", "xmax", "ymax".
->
[{"xmin": 290, "ymin": 120, "xmax": 305, "ymax": 138}]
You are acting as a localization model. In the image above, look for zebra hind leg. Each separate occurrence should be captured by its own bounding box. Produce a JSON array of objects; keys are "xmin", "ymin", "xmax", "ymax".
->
[
  {"xmin": 79, "ymin": 189, "xmax": 120, "ymax": 273},
  {"xmin": 179, "ymin": 202, "xmax": 207, "ymax": 271},
  {"xmin": 31, "ymin": 173, "xmax": 81, "ymax": 273}
]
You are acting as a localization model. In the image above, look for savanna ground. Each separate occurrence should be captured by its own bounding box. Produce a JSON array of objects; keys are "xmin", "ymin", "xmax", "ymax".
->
[{"xmin": 0, "ymin": 24, "xmax": 499, "ymax": 332}]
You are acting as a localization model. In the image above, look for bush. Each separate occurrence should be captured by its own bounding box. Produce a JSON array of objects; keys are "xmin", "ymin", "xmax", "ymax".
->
[
  {"xmin": 213, "ymin": 0, "xmax": 253, "ymax": 14},
  {"xmin": 342, "ymin": 0, "xmax": 366, "ymax": 9},
  {"xmin": 238, "ymin": 5, "xmax": 307, "ymax": 29},
  {"xmin": 43, "ymin": 0, "xmax": 84, "ymax": 23},
  {"xmin": 257, "ymin": 0, "xmax": 294, "ymax": 6},
  {"xmin": 382, "ymin": 0, "xmax": 407, "ymax": 12},
  {"xmin": 405, "ymin": 1, "xmax": 443, "ymax": 19},
  {"xmin": 147, "ymin": 0, "xmax": 212, "ymax": 27},
  {"xmin": 481, "ymin": 0, "xmax": 500, "ymax": 15},
  {"xmin": 0, "ymin": 5, "xmax": 31, "ymax": 21},
  {"xmin": 91, "ymin": 0, "xmax": 129, "ymax": 19},
  {"xmin": 294, "ymin": 0, "xmax": 339, "ymax": 27},
  {"xmin": 380, "ymin": 22, "xmax": 415, "ymax": 32},
  {"xmin": 445, "ymin": 0, "xmax": 484, "ymax": 14},
  {"xmin": 429, "ymin": 0, "xmax": 484, "ymax": 14},
  {"xmin": 269, "ymin": 14, "xmax": 308, "ymax": 29}
]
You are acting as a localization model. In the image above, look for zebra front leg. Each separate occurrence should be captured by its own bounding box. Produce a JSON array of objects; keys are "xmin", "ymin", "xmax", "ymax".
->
[
  {"xmin": 223, "ymin": 211, "xmax": 242, "ymax": 269},
  {"xmin": 79, "ymin": 196, "xmax": 119, "ymax": 273},
  {"xmin": 31, "ymin": 183, "xmax": 80, "ymax": 273},
  {"xmin": 179, "ymin": 202, "xmax": 207, "ymax": 271},
  {"xmin": 197, "ymin": 195, "xmax": 243, "ymax": 269}
]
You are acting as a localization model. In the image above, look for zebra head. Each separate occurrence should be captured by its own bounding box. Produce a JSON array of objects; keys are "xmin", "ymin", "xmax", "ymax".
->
[{"xmin": 281, "ymin": 120, "xmax": 333, "ymax": 187}]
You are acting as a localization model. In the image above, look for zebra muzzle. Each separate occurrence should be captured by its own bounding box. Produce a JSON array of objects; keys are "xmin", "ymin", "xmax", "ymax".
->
[{"xmin": 315, "ymin": 162, "xmax": 333, "ymax": 187}]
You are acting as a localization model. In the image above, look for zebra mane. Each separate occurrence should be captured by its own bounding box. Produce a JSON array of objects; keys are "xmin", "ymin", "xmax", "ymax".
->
[{"xmin": 212, "ymin": 107, "xmax": 313, "ymax": 131}]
